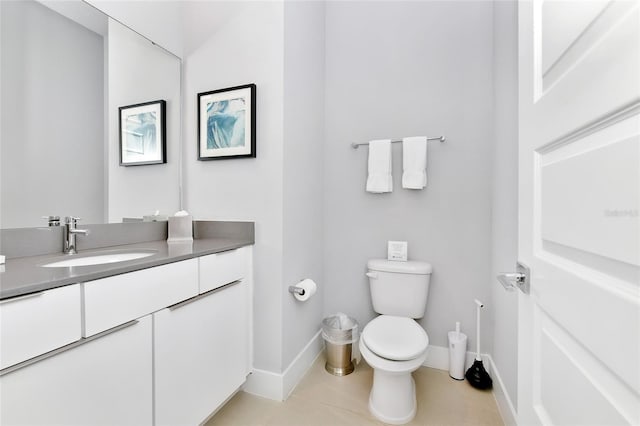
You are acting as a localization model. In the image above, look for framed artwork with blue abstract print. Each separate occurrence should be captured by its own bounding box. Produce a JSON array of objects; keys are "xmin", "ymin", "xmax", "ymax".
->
[
  {"xmin": 198, "ymin": 84, "xmax": 256, "ymax": 160},
  {"xmin": 119, "ymin": 100, "xmax": 166, "ymax": 166}
]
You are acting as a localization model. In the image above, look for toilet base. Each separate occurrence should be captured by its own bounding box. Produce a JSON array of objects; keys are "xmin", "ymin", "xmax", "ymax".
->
[{"xmin": 368, "ymin": 370, "xmax": 417, "ymax": 425}]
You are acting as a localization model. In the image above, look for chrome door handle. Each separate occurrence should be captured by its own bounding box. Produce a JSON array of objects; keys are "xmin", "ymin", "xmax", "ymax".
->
[
  {"xmin": 169, "ymin": 280, "xmax": 242, "ymax": 311},
  {"xmin": 0, "ymin": 292, "xmax": 44, "ymax": 305},
  {"xmin": 497, "ymin": 273, "xmax": 524, "ymax": 291},
  {"xmin": 497, "ymin": 262, "xmax": 530, "ymax": 294}
]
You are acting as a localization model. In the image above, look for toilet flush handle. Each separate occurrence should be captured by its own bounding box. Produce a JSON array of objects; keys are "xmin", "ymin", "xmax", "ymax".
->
[{"xmin": 366, "ymin": 271, "xmax": 378, "ymax": 279}]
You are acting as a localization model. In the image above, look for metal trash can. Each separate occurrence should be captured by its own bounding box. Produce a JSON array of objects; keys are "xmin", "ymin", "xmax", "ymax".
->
[{"xmin": 321, "ymin": 313, "xmax": 359, "ymax": 376}]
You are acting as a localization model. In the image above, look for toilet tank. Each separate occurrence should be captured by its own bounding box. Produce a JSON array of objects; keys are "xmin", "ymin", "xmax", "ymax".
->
[{"xmin": 367, "ymin": 259, "xmax": 432, "ymax": 319}]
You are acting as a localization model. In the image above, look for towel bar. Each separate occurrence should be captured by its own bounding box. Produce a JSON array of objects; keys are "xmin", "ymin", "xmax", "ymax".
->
[{"xmin": 351, "ymin": 136, "xmax": 445, "ymax": 149}]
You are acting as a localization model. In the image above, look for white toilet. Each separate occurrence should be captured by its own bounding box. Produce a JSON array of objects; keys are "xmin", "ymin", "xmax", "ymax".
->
[{"xmin": 359, "ymin": 259, "xmax": 432, "ymax": 425}]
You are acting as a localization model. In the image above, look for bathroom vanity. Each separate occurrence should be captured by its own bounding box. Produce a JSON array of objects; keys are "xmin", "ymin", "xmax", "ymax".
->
[{"xmin": 0, "ymin": 222, "xmax": 254, "ymax": 426}]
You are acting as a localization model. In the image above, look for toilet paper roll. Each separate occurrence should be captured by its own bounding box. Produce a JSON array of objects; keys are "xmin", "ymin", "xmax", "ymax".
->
[{"xmin": 294, "ymin": 279, "xmax": 317, "ymax": 302}]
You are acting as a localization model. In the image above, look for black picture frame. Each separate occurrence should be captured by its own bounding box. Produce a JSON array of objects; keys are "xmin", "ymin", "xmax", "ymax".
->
[
  {"xmin": 119, "ymin": 100, "xmax": 167, "ymax": 166},
  {"xmin": 197, "ymin": 84, "xmax": 256, "ymax": 160}
]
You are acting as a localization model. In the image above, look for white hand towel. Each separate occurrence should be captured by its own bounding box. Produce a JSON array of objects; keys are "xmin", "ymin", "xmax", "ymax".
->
[
  {"xmin": 366, "ymin": 139, "xmax": 393, "ymax": 193},
  {"xmin": 402, "ymin": 136, "xmax": 427, "ymax": 189}
]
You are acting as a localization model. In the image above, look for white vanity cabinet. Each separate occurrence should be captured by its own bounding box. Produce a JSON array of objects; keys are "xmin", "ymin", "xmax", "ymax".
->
[
  {"xmin": 0, "ymin": 246, "xmax": 253, "ymax": 426},
  {"xmin": 0, "ymin": 316, "xmax": 153, "ymax": 426},
  {"xmin": 154, "ymin": 279, "xmax": 250, "ymax": 425}
]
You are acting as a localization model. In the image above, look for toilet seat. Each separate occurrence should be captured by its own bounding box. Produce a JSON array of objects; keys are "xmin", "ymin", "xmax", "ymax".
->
[{"xmin": 362, "ymin": 315, "xmax": 428, "ymax": 361}]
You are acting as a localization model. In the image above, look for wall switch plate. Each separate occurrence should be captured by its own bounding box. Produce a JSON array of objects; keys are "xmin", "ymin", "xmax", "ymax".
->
[{"xmin": 387, "ymin": 241, "xmax": 408, "ymax": 261}]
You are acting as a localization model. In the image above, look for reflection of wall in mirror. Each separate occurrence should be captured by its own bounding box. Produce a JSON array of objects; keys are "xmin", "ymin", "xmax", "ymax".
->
[
  {"xmin": 0, "ymin": 0, "xmax": 182, "ymax": 229},
  {"xmin": 107, "ymin": 20, "xmax": 181, "ymax": 222},
  {"xmin": 0, "ymin": 0, "xmax": 105, "ymax": 229}
]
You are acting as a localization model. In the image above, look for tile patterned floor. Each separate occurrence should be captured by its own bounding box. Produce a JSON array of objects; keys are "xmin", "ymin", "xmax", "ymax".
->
[{"xmin": 206, "ymin": 355, "xmax": 505, "ymax": 426}]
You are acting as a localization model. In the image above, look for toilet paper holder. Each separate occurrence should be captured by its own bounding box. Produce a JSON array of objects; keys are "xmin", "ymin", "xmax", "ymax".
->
[
  {"xmin": 288, "ymin": 285, "xmax": 306, "ymax": 296},
  {"xmin": 288, "ymin": 279, "xmax": 317, "ymax": 302}
]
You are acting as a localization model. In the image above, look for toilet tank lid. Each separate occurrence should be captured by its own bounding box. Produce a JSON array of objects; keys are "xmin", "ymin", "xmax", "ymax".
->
[{"xmin": 367, "ymin": 259, "xmax": 432, "ymax": 275}]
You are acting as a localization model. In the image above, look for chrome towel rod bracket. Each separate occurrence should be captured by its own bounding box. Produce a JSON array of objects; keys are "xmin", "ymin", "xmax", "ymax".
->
[{"xmin": 351, "ymin": 136, "xmax": 445, "ymax": 149}]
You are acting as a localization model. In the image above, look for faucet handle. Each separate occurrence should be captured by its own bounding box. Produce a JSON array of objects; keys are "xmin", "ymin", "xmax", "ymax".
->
[
  {"xmin": 42, "ymin": 216, "xmax": 60, "ymax": 226},
  {"xmin": 65, "ymin": 216, "xmax": 82, "ymax": 224}
]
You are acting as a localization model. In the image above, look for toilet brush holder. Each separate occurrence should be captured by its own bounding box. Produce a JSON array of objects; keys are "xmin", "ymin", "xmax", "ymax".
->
[{"xmin": 448, "ymin": 329, "xmax": 468, "ymax": 380}]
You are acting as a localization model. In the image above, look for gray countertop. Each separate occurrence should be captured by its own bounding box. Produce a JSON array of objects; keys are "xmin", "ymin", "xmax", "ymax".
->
[{"xmin": 0, "ymin": 237, "xmax": 253, "ymax": 300}]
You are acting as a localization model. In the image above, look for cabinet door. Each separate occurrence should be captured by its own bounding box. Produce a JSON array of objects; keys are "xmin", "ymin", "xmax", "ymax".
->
[
  {"xmin": 0, "ymin": 316, "xmax": 153, "ymax": 426},
  {"xmin": 154, "ymin": 280, "xmax": 249, "ymax": 426}
]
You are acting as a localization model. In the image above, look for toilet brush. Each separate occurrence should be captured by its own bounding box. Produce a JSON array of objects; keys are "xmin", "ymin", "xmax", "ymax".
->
[{"xmin": 465, "ymin": 299, "xmax": 493, "ymax": 389}]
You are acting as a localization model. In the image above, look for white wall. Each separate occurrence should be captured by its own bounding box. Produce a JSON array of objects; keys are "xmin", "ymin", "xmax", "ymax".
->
[
  {"xmin": 490, "ymin": 0, "xmax": 519, "ymax": 410},
  {"xmin": 181, "ymin": 1, "xmax": 285, "ymax": 373},
  {"xmin": 0, "ymin": 0, "xmax": 104, "ymax": 228},
  {"xmin": 282, "ymin": 1, "xmax": 326, "ymax": 369},
  {"xmin": 181, "ymin": 0, "xmax": 326, "ymax": 374},
  {"xmin": 180, "ymin": 2, "xmax": 247, "ymax": 58},
  {"xmin": 86, "ymin": 0, "xmax": 183, "ymax": 57},
  {"xmin": 107, "ymin": 19, "xmax": 181, "ymax": 222},
  {"xmin": 323, "ymin": 1, "xmax": 495, "ymax": 352},
  {"xmin": 98, "ymin": 3, "xmax": 518, "ymax": 395}
]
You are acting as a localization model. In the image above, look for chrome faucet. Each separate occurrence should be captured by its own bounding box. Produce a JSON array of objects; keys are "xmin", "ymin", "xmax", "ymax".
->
[{"xmin": 64, "ymin": 216, "xmax": 89, "ymax": 255}]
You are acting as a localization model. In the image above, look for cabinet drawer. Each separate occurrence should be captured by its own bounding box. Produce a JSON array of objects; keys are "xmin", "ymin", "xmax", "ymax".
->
[
  {"xmin": 0, "ymin": 284, "xmax": 81, "ymax": 370},
  {"xmin": 83, "ymin": 259, "xmax": 198, "ymax": 337},
  {"xmin": 199, "ymin": 248, "xmax": 247, "ymax": 293}
]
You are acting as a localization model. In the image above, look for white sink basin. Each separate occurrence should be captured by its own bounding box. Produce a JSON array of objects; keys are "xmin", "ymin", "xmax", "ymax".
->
[{"xmin": 41, "ymin": 250, "xmax": 156, "ymax": 268}]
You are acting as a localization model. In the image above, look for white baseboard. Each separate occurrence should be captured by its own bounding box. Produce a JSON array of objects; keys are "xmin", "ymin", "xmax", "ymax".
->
[
  {"xmin": 242, "ymin": 368, "xmax": 284, "ymax": 401},
  {"xmin": 282, "ymin": 330, "xmax": 324, "ymax": 399},
  {"xmin": 422, "ymin": 344, "xmax": 450, "ymax": 370},
  {"xmin": 243, "ymin": 330, "xmax": 323, "ymax": 401},
  {"xmin": 422, "ymin": 344, "xmax": 488, "ymax": 374},
  {"xmin": 487, "ymin": 355, "xmax": 517, "ymax": 426}
]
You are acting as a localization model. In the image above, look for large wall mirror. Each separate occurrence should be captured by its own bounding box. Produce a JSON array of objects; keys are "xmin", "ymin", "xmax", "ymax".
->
[{"xmin": 0, "ymin": 0, "xmax": 181, "ymax": 229}]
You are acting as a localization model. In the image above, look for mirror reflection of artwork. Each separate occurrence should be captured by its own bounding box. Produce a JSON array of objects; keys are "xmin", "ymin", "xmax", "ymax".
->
[
  {"xmin": 125, "ymin": 111, "xmax": 156, "ymax": 154},
  {"xmin": 119, "ymin": 100, "xmax": 166, "ymax": 166},
  {"xmin": 198, "ymin": 84, "xmax": 255, "ymax": 160}
]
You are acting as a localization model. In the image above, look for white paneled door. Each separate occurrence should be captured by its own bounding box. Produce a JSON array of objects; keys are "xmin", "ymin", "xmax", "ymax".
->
[{"xmin": 518, "ymin": 1, "xmax": 639, "ymax": 425}]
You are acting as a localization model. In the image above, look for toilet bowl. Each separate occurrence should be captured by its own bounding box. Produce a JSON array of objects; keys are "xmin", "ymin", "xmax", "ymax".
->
[
  {"xmin": 362, "ymin": 259, "xmax": 432, "ymax": 425},
  {"xmin": 360, "ymin": 315, "xmax": 429, "ymax": 424}
]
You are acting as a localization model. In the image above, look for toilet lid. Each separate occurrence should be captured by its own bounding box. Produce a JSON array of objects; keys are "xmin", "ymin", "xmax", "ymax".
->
[{"xmin": 362, "ymin": 316, "xmax": 428, "ymax": 361}]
